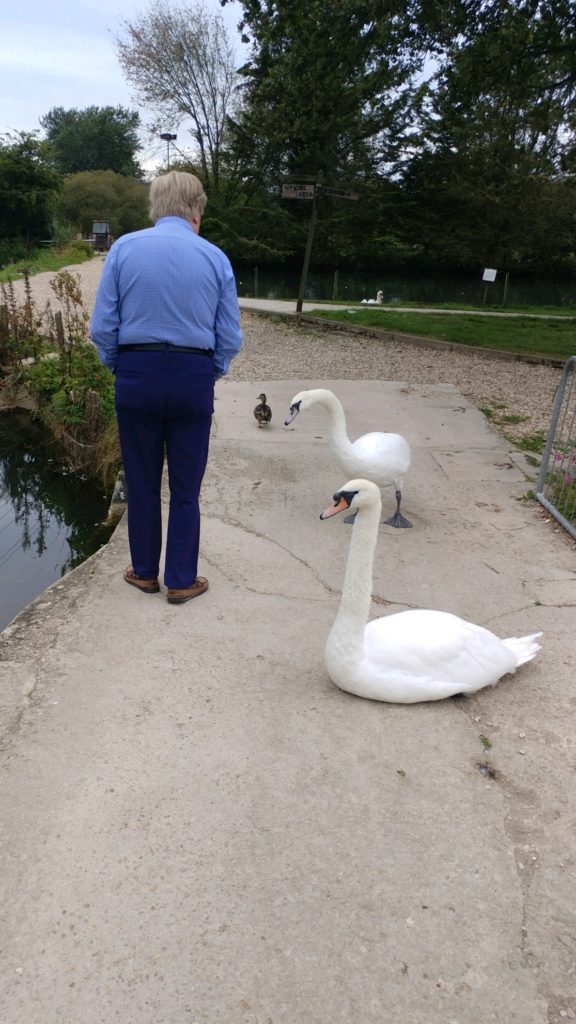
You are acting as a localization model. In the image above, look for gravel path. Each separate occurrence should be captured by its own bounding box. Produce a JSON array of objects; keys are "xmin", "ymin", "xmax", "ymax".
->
[{"xmin": 5, "ymin": 256, "xmax": 564, "ymax": 448}]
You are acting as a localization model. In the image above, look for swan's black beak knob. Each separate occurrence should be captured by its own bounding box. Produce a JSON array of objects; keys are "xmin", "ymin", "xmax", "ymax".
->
[{"xmin": 284, "ymin": 401, "xmax": 301, "ymax": 426}]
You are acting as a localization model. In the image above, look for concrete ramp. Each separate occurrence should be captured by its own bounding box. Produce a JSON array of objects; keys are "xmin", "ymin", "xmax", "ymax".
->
[{"xmin": 0, "ymin": 380, "xmax": 574, "ymax": 1024}]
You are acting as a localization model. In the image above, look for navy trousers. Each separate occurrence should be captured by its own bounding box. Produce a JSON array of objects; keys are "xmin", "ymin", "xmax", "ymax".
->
[{"xmin": 115, "ymin": 349, "xmax": 215, "ymax": 588}]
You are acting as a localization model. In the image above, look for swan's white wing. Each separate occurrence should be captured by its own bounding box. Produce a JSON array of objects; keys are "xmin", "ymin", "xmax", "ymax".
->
[
  {"xmin": 350, "ymin": 433, "xmax": 411, "ymax": 484},
  {"xmin": 364, "ymin": 609, "xmax": 519, "ymax": 696}
]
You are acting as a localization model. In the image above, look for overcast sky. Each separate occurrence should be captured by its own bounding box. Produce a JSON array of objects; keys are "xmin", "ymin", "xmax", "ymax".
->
[{"xmin": 0, "ymin": 0, "xmax": 247, "ymax": 170}]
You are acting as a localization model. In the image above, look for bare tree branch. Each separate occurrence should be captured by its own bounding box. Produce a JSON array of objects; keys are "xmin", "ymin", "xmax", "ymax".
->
[{"xmin": 115, "ymin": 1, "xmax": 239, "ymax": 191}]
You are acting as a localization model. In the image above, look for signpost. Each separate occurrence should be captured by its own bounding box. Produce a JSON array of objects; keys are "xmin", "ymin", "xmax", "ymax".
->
[
  {"xmin": 281, "ymin": 184, "xmax": 315, "ymax": 200},
  {"xmin": 482, "ymin": 267, "xmax": 497, "ymax": 305},
  {"xmin": 281, "ymin": 172, "xmax": 360, "ymax": 312},
  {"xmin": 322, "ymin": 186, "xmax": 360, "ymax": 201}
]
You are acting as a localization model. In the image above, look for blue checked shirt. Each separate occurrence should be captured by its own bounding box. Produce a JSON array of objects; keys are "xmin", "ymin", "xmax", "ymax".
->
[{"xmin": 90, "ymin": 217, "xmax": 243, "ymax": 377}]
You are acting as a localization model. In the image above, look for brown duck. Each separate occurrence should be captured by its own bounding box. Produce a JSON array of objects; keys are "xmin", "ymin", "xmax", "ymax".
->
[{"xmin": 254, "ymin": 393, "xmax": 272, "ymax": 428}]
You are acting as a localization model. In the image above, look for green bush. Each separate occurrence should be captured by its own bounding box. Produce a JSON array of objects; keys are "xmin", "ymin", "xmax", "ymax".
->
[
  {"xmin": 0, "ymin": 239, "xmax": 35, "ymax": 269},
  {"xmin": 58, "ymin": 240, "xmax": 94, "ymax": 262}
]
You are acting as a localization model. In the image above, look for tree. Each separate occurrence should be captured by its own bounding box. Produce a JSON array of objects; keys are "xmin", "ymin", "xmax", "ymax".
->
[
  {"xmin": 0, "ymin": 133, "xmax": 61, "ymax": 243},
  {"xmin": 217, "ymin": 0, "xmax": 429, "ymax": 271},
  {"xmin": 54, "ymin": 171, "xmax": 150, "ymax": 239},
  {"xmin": 401, "ymin": 0, "xmax": 576, "ymax": 271},
  {"xmin": 224, "ymin": 0, "xmax": 423, "ymax": 183},
  {"xmin": 115, "ymin": 1, "xmax": 239, "ymax": 194},
  {"xmin": 40, "ymin": 106, "xmax": 143, "ymax": 177}
]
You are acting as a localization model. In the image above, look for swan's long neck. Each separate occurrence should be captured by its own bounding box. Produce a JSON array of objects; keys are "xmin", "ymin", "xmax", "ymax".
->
[
  {"xmin": 329, "ymin": 498, "xmax": 381, "ymax": 660},
  {"xmin": 317, "ymin": 392, "xmax": 354, "ymax": 460}
]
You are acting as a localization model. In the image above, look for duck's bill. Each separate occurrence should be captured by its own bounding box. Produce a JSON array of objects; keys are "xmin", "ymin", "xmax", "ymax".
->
[{"xmin": 320, "ymin": 495, "xmax": 349, "ymax": 520}]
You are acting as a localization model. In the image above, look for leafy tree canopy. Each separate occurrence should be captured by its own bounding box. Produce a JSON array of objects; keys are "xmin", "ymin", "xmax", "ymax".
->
[
  {"xmin": 0, "ymin": 133, "xmax": 61, "ymax": 242},
  {"xmin": 401, "ymin": 0, "xmax": 576, "ymax": 270},
  {"xmin": 225, "ymin": 0, "xmax": 424, "ymax": 184},
  {"xmin": 54, "ymin": 170, "xmax": 150, "ymax": 239},
  {"xmin": 40, "ymin": 106, "xmax": 143, "ymax": 177}
]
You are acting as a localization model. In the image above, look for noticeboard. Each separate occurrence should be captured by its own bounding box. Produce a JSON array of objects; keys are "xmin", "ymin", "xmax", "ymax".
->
[{"xmin": 281, "ymin": 184, "xmax": 315, "ymax": 200}]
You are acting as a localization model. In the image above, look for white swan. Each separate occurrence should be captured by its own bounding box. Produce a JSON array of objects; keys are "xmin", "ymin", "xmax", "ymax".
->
[
  {"xmin": 285, "ymin": 388, "xmax": 412, "ymax": 528},
  {"xmin": 320, "ymin": 478, "xmax": 542, "ymax": 703}
]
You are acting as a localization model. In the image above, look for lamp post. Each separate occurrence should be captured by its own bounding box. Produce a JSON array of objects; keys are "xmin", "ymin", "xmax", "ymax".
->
[{"xmin": 160, "ymin": 132, "xmax": 177, "ymax": 168}]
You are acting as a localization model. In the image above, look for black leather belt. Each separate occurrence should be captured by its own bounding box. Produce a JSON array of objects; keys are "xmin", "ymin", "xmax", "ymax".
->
[{"xmin": 120, "ymin": 343, "xmax": 213, "ymax": 356}]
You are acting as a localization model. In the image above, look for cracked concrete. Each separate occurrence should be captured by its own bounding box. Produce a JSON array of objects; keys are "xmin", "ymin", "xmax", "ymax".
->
[{"xmin": 0, "ymin": 379, "xmax": 575, "ymax": 1024}]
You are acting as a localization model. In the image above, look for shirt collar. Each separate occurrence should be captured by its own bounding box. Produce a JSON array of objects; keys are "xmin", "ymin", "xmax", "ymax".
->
[{"xmin": 154, "ymin": 216, "xmax": 195, "ymax": 233}]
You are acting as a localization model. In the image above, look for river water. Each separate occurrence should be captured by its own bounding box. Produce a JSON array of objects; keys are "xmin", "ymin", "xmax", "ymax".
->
[
  {"xmin": 232, "ymin": 265, "xmax": 576, "ymax": 307},
  {"xmin": 0, "ymin": 412, "xmax": 115, "ymax": 633}
]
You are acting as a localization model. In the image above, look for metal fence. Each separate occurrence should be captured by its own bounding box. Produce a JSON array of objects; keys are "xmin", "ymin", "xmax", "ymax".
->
[{"xmin": 536, "ymin": 355, "xmax": 576, "ymax": 540}]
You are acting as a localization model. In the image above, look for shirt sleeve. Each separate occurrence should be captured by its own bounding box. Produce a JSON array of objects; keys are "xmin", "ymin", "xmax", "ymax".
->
[
  {"xmin": 90, "ymin": 248, "xmax": 120, "ymax": 372},
  {"xmin": 213, "ymin": 258, "xmax": 243, "ymax": 378}
]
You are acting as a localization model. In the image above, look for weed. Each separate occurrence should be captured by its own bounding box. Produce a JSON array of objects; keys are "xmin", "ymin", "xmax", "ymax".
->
[
  {"xmin": 516, "ymin": 431, "xmax": 547, "ymax": 454},
  {"xmin": 501, "ymin": 413, "xmax": 528, "ymax": 424}
]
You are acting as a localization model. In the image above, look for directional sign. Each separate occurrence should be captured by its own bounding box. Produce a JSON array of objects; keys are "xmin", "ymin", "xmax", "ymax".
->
[
  {"xmin": 322, "ymin": 186, "xmax": 359, "ymax": 200},
  {"xmin": 282, "ymin": 184, "xmax": 315, "ymax": 200}
]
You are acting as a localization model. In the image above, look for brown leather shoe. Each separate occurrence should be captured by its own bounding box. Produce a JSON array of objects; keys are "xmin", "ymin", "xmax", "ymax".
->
[
  {"xmin": 123, "ymin": 567, "xmax": 160, "ymax": 594},
  {"xmin": 166, "ymin": 577, "xmax": 209, "ymax": 604}
]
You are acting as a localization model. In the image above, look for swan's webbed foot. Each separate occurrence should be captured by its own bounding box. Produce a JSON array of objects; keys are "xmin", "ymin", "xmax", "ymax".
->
[
  {"xmin": 384, "ymin": 490, "xmax": 412, "ymax": 529},
  {"xmin": 384, "ymin": 511, "xmax": 412, "ymax": 529}
]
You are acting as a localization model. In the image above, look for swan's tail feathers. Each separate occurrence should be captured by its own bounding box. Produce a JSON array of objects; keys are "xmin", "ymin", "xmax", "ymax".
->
[{"xmin": 503, "ymin": 632, "xmax": 543, "ymax": 667}]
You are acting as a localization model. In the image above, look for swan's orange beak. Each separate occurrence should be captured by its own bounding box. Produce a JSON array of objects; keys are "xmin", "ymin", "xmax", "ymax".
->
[{"xmin": 320, "ymin": 495, "xmax": 349, "ymax": 520}]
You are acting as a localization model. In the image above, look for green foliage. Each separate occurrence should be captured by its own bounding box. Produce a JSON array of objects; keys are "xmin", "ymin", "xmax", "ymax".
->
[
  {"xmin": 0, "ymin": 132, "xmax": 61, "ymax": 243},
  {"xmin": 1, "ymin": 269, "xmax": 118, "ymax": 481},
  {"xmin": 0, "ymin": 238, "xmax": 34, "ymax": 268},
  {"xmin": 0, "ymin": 244, "xmax": 93, "ymax": 284},
  {"xmin": 228, "ymin": 0, "xmax": 420, "ymax": 182},
  {"xmin": 55, "ymin": 170, "xmax": 150, "ymax": 238},
  {"xmin": 308, "ymin": 307, "xmax": 576, "ymax": 359},
  {"xmin": 513, "ymin": 431, "xmax": 547, "ymax": 453},
  {"xmin": 24, "ymin": 346, "xmax": 115, "ymax": 426},
  {"xmin": 40, "ymin": 106, "xmax": 143, "ymax": 177},
  {"xmin": 400, "ymin": 0, "xmax": 576, "ymax": 271},
  {"xmin": 544, "ymin": 448, "xmax": 576, "ymax": 524},
  {"xmin": 17, "ymin": 345, "xmax": 117, "ymax": 481}
]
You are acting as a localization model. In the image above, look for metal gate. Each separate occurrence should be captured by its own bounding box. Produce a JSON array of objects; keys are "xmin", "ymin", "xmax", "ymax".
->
[{"xmin": 536, "ymin": 355, "xmax": 576, "ymax": 539}]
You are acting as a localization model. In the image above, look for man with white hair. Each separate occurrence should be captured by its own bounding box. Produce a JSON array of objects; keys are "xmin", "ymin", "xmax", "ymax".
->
[{"xmin": 91, "ymin": 170, "xmax": 243, "ymax": 604}]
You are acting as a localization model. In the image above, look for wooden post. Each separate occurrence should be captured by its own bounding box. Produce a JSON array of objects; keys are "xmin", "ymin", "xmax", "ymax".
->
[
  {"xmin": 0, "ymin": 304, "xmax": 9, "ymax": 345},
  {"xmin": 296, "ymin": 170, "xmax": 324, "ymax": 313},
  {"xmin": 502, "ymin": 271, "xmax": 510, "ymax": 306},
  {"xmin": 54, "ymin": 310, "xmax": 66, "ymax": 348},
  {"xmin": 254, "ymin": 266, "xmax": 259, "ymax": 298},
  {"xmin": 332, "ymin": 268, "xmax": 339, "ymax": 300}
]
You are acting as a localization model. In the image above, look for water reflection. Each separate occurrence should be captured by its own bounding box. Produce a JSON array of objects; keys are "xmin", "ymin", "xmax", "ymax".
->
[{"xmin": 0, "ymin": 411, "xmax": 114, "ymax": 632}]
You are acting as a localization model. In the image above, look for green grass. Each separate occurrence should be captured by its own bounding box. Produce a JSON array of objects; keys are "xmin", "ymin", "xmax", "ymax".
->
[
  {"xmin": 308, "ymin": 307, "xmax": 576, "ymax": 360},
  {"xmin": 0, "ymin": 244, "xmax": 94, "ymax": 283}
]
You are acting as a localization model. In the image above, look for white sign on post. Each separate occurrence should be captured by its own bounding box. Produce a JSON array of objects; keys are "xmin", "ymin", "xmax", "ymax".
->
[
  {"xmin": 482, "ymin": 268, "xmax": 497, "ymax": 282},
  {"xmin": 282, "ymin": 184, "xmax": 315, "ymax": 200}
]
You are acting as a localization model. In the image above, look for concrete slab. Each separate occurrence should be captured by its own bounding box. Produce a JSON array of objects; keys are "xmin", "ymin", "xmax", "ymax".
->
[{"xmin": 0, "ymin": 380, "xmax": 575, "ymax": 1024}]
